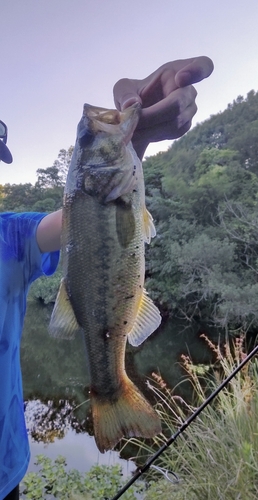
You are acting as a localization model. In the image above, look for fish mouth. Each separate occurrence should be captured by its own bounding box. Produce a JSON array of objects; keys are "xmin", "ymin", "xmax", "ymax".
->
[
  {"xmin": 83, "ymin": 103, "xmax": 141, "ymax": 145},
  {"xmin": 86, "ymin": 107, "xmax": 122, "ymax": 125},
  {"xmin": 84, "ymin": 103, "xmax": 140, "ymax": 124}
]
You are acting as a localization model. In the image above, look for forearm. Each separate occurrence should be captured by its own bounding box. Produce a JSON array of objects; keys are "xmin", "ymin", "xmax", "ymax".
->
[{"xmin": 36, "ymin": 209, "xmax": 62, "ymax": 253}]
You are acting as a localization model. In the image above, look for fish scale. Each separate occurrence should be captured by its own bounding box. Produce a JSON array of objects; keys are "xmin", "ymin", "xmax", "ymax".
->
[{"xmin": 64, "ymin": 193, "xmax": 140, "ymax": 392}]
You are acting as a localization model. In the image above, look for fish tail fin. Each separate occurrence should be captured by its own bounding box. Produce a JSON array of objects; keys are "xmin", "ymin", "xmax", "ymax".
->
[{"xmin": 91, "ymin": 377, "xmax": 161, "ymax": 453}]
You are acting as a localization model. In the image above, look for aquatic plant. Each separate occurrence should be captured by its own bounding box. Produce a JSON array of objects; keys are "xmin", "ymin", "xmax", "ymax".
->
[{"xmin": 20, "ymin": 455, "xmax": 141, "ymax": 499}]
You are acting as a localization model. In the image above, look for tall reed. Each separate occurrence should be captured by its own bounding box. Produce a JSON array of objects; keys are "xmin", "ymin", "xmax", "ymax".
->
[{"xmin": 125, "ymin": 336, "xmax": 258, "ymax": 500}]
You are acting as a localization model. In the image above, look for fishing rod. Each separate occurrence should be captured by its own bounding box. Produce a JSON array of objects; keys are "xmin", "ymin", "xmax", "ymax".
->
[{"xmin": 110, "ymin": 342, "xmax": 258, "ymax": 500}]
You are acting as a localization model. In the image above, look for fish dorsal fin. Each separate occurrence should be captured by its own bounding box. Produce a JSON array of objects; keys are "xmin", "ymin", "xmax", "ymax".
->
[
  {"xmin": 48, "ymin": 278, "xmax": 81, "ymax": 339},
  {"xmin": 128, "ymin": 288, "xmax": 161, "ymax": 347},
  {"xmin": 143, "ymin": 208, "xmax": 156, "ymax": 244}
]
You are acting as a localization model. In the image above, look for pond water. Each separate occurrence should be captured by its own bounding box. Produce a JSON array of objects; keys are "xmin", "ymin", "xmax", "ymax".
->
[
  {"xmin": 26, "ymin": 402, "xmax": 135, "ymax": 477},
  {"xmin": 21, "ymin": 300, "xmax": 222, "ymax": 476}
]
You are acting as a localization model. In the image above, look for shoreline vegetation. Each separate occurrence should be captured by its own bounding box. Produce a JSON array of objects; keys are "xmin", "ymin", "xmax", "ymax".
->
[{"xmin": 126, "ymin": 335, "xmax": 258, "ymax": 499}]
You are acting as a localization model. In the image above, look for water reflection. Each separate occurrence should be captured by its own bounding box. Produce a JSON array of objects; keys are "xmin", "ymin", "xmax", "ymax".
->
[
  {"xmin": 21, "ymin": 300, "xmax": 222, "ymax": 472},
  {"xmin": 28, "ymin": 426, "xmax": 135, "ymax": 476}
]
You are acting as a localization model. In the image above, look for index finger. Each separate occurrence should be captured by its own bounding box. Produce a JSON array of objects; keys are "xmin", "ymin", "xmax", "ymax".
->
[{"xmin": 174, "ymin": 56, "xmax": 214, "ymax": 87}]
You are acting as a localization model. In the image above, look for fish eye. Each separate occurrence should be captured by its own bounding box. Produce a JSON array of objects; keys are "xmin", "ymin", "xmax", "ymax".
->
[{"xmin": 79, "ymin": 130, "xmax": 94, "ymax": 148}]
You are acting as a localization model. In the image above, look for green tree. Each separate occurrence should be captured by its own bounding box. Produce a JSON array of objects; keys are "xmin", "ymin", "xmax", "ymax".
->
[{"xmin": 2, "ymin": 183, "xmax": 38, "ymax": 211}]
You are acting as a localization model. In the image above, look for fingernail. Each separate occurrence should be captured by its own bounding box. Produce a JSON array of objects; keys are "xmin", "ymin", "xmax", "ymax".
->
[{"xmin": 121, "ymin": 96, "xmax": 141, "ymax": 111}]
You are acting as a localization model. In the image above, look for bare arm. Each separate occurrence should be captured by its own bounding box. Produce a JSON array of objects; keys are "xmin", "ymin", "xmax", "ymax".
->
[{"xmin": 36, "ymin": 209, "xmax": 62, "ymax": 253}]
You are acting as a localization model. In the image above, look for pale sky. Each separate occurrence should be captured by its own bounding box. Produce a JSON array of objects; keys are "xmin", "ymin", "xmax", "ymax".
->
[{"xmin": 1, "ymin": 0, "xmax": 258, "ymax": 185}]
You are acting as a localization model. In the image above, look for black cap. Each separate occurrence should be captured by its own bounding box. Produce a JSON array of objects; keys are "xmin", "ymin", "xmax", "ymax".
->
[{"xmin": 0, "ymin": 140, "xmax": 13, "ymax": 163}]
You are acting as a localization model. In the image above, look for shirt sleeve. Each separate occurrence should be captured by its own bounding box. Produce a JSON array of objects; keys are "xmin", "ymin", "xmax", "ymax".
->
[{"xmin": 1, "ymin": 212, "xmax": 60, "ymax": 283}]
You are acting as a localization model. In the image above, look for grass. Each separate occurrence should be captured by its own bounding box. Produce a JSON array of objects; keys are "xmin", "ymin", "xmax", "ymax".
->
[{"xmin": 124, "ymin": 335, "xmax": 258, "ymax": 500}]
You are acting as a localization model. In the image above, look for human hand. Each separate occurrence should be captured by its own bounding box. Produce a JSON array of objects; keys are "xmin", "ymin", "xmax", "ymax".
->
[{"xmin": 113, "ymin": 56, "xmax": 214, "ymax": 159}]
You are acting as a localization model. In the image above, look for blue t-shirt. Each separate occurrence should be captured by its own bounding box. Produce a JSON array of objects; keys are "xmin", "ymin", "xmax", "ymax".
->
[{"xmin": 0, "ymin": 212, "xmax": 59, "ymax": 499}]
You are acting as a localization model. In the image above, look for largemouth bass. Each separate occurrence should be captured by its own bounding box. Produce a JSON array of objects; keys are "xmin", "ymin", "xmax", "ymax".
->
[{"xmin": 49, "ymin": 103, "xmax": 162, "ymax": 453}]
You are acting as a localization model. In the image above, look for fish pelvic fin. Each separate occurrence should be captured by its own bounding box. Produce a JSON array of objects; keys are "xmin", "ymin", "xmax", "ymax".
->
[
  {"xmin": 48, "ymin": 278, "xmax": 81, "ymax": 339},
  {"xmin": 143, "ymin": 208, "xmax": 156, "ymax": 244},
  {"xmin": 128, "ymin": 288, "xmax": 161, "ymax": 347},
  {"xmin": 91, "ymin": 377, "xmax": 161, "ymax": 453}
]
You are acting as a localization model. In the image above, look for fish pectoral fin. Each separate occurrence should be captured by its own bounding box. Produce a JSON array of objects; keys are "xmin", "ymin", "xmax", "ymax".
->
[
  {"xmin": 116, "ymin": 197, "xmax": 135, "ymax": 248},
  {"xmin": 143, "ymin": 207, "xmax": 156, "ymax": 244},
  {"xmin": 128, "ymin": 288, "xmax": 161, "ymax": 347},
  {"xmin": 48, "ymin": 278, "xmax": 81, "ymax": 339}
]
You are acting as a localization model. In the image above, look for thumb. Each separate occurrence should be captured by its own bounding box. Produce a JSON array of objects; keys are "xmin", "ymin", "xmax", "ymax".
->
[{"xmin": 113, "ymin": 78, "xmax": 142, "ymax": 111}]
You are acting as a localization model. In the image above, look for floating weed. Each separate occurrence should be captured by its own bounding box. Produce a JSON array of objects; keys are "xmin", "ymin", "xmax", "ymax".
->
[{"xmin": 20, "ymin": 456, "xmax": 140, "ymax": 499}]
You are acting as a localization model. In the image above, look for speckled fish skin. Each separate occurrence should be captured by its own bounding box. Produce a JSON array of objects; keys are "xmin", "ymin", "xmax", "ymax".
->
[{"xmin": 49, "ymin": 104, "xmax": 161, "ymax": 453}]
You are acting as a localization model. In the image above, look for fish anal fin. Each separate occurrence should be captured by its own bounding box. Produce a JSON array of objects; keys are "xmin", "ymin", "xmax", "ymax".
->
[
  {"xmin": 91, "ymin": 376, "xmax": 161, "ymax": 453},
  {"xmin": 143, "ymin": 208, "xmax": 156, "ymax": 244},
  {"xmin": 48, "ymin": 278, "xmax": 81, "ymax": 339},
  {"xmin": 128, "ymin": 288, "xmax": 161, "ymax": 347}
]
